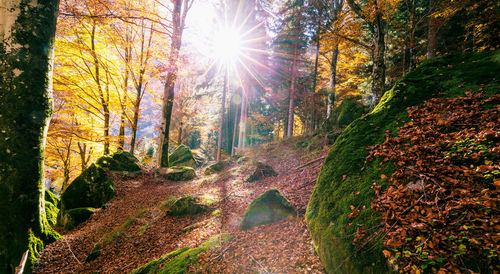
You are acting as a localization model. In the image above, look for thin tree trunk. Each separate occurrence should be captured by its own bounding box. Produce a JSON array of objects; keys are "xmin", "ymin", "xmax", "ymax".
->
[
  {"xmin": 372, "ymin": 13, "xmax": 386, "ymax": 100},
  {"xmin": 178, "ymin": 122, "xmax": 183, "ymax": 145},
  {"xmin": 158, "ymin": 0, "xmax": 184, "ymax": 167},
  {"xmin": 408, "ymin": 0, "xmax": 416, "ymax": 71},
  {"xmin": 311, "ymin": 32, "xmax": 320, "ymax": 131},
  {"xmin": 216, "ymin": 69, "xmax": 228, "ymax": 161},
  {"xmin": 238, "ymin": 92, "xmax": 247, "ymax": 149},
  {"xmin": 326, "ymin": 45, "xmax": 338, "ymax": 119},
  {"xmin": 287, "ymin": 44, "xmax": 297, "ymax": 137},
  {"xmin": 231, "ymin": 100, "xmax": 240, "ymax": 155},
  {"xmin": 0, "ymin": 0, "xmax": 61, "ymax": 271},
  {"xmin": 427, "ymin": 0, "xmax": 438, "ymax": 59}
]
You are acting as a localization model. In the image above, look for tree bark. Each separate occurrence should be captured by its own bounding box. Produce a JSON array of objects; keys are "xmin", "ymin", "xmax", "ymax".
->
[
  {"xmin": 216, "ymin": 69, "xmax": 228, "ymax": 161},
  {"xmin": 231, "ymin": 99, "xmax": 240, "ymax": 155},
  {"xmin": 287, "ymin": 44, "xmax": 297, "ymax": 137},
  {"xmin": 372, "ymin": 12, "xmax": 386, "ymax": 100},
  {"xmin": 427, "ymin": 0, "xmax": 438, "ymax": 59},
  {"xmin": 0, "ymin": 0, "xmax": 61, "ymax": 271},
  {"xmin": 326, "ymin": 45, "xmax": 338, "ymax": 119},
  {"xmin": 158, "ymin": 0, "xmax": 185, "ymax": 167},
  {"xmin": 238, "ymin": 91, "xmax": 247, "ymax": 149}
]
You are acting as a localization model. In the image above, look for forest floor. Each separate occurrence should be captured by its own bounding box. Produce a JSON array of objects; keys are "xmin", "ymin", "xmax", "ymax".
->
[{"xmin": 34, "ymin": 137, "xmax": 328, "ymax": 273}]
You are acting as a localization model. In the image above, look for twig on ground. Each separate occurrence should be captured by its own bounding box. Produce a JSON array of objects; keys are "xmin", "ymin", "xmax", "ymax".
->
[
  {"xmin": 294, "ymin": 180, "xmax": 316, "ymax": 191},
  {"xmin": 250, "ymin": 255, "xmax": 270, "ymax": 274},
  {"xmin": 293, "ymin": 156, "xmax": 326, "ymax": 171},
  {"xmin": 64, "ymin": 239, "xmax": 82, "ymax": 265}
]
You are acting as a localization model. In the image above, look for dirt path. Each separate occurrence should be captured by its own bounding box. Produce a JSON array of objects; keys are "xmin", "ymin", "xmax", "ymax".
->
[{"xmin": 35, "ymin": 142, "xmax": 327, "ymax": 273}]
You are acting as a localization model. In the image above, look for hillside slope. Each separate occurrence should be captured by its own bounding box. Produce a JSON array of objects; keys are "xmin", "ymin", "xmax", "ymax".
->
[{"xmin": 306, "ymin": 51, "xmax": 500, "ymax": 273}]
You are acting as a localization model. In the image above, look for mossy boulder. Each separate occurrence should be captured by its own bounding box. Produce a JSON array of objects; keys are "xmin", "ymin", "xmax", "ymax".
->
[
  {"xmin": 306, "ymin": 51, "xmax": 500, "ymax": 273},
  {"xmin": 245, "ymin": 162, "xmax": 277, "ymax": 182},
  {"xmin": 157, "ymin": 166, "xmax": 196, "ymax": 181},
  {"xmin": 169, "ymin": 145, "xmax": 197, "ymax": 168},
  {"xmin": 59, "ymin": 207, "xmax": 96, "ymax": 230},
  {"xmin": 96, "ymin": 151, "xmax": 141, "ymax": 172},
  {"xmin": 60, "ymin": 164, "xmax": 116, "ymax": 210},
  {"xmin": 240, "ymin": 189, "xmax": 296, "ymax": 230},
  {"xmin": 336, "ymin": 97, "xmax": 366, "ymax": 128},
  {"xmin": 162, "ymin": 196, "xmax": 207, "ymax": 216},
  {"xmin": 204, "ymin": 161, "xmax": 224, "ymax": 175},
  {"xmin": 132, "ymin": 234, "xmax": 232, "ymax": 274},
  {"xmin": 44, "ymin": 201, "xmax": 59, "ymax": 227},
  {"xmin": 45, "ymin": 189, "xmax": 60, "ymax": 207}
]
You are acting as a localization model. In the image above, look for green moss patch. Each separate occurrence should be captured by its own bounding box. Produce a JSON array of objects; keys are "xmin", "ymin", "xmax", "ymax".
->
[
  {"xmin": 240, "ymin": 189, "xmax": 296, "ymax": 230},
  {"xmin": 245, "ymin": 162, "xmax": 277, "ymax": 182},
  {"xmin": 45, "ymin": 201, "xmax": 59, "ymax": 227},
  {"xmin": 169, "ymin": 145, "xmax": 197, "ymax": 168},
  {"xmin": 45, "ymin": 189, "xmax": 60, "ymax": 207},
  {"xmin": 162, "ymin": 196, "xmax": 208, "ymax": 216},
  {"xmin": 160, "ymin": 166, "xmax": 196, "ymax": 181},
  {"xmin": 59, "ymin": 207, "xmax": 96, "ymax": 230},
  {"xmin": 131, "ymin": 234, "xmax": 232, "ymax": 274},
  {"xmin": 204, "ymin": 161, "xmax": 224, "ymax": 175},
  {"xmin": 96, "ymin": 151, "xmax": 142, "ymax": 172},
  {"xmin": 305, "ymin": 51, "xmax": 500, "ymax": 273}
]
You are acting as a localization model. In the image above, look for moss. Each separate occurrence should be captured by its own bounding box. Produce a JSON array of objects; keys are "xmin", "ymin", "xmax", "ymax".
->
[
  {"xmin": 163, "ymin": 166, "xmax": 196, "ymax": 181},
  {"xmin": 246, "ymin": 162, "xmax": 277, "ymax": 182},
  {"xmin": 306, "ymin": 51, "xmax": 500, "ymax": 273},
  {"xmin": 59, "ymin": 163, "xmax": 115, "ymax": 211},
  {"xmin": 27, "ymin": 231, "xmax": 44, "ymax": 271},
  {"xmin": 85, "ymin": 244, "xmax": 101, "ymax": 263},
  {"xmin": 44, "ymin": 201, "xmax": 59, "ymax": 227},
  {"xmin": 45, "ymin": 189, "xmax": 60, "ymax": 207},
  {"xmin": 204, "ymin": 161, "xmax": 224, "ymax": 175},
  {"xmin": 163, "ymin": 196, "xmax": 207, "ymax": 216},
  {"xmin": 336, "ymin": 97, "xmax": 367, "ymax": 128},
  {"xmin": 131, "ymin": 234, "xmax": 232, "ymax": 274},
  {"xmin": 96, "ymin": 151, "xmax": 141, "ymax": 172},
  {"xmin": 168, "ymin": 145, "xmax": 197, "ymax": 168},
  {"xmin": 60, "ymin": 207, "xmax": 96, "ymax": 230},
  {"xmin": 240, "ymin": 189, "xmax": 296, "ymax": 230}
]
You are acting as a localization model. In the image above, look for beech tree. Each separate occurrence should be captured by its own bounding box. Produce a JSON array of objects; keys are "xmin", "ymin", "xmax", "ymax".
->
[{"xmin": 0, "ymin": 0, "xmax": 61, "ymax": 272}]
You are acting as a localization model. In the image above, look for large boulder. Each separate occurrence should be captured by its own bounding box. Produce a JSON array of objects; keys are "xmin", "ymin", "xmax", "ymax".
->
[
  {"xmin": 162, "ymin": 196, "xmax": 207, "ymax": 216},
  {"xmin": 335, "ymin": 97, "xmax": 366, "ymax": 128},
  {"xmin": 240, "ymin": 189, "xmax": 296, "ymax": 230},
  {"xmin": 96, "ymin": 151, "xmax": 141, "ymax": 172},
  {"xmin": 169, "ymin": 145, "xmax": 197, "ymax": 168},
  {"xmin": 306, "ymin": 52, "xmax": 500, "ymax": 273},
  {"xmin": 245, "ymin": 162, "xmax": 277, "ymax": 182},
  {"xmin": 203, "ymin": 161, "xmax": 224, "ymax": 175},
  {"xmin": 157, "ymin": 166, "xmax": 196, "ymax": 181},
  {"xmin": 58, "ymin": 164, "xmax": 115, "ymax": 229},
  {"xmin": 58, "ymin": 207, "xmax": 96, "ymax": 230}
]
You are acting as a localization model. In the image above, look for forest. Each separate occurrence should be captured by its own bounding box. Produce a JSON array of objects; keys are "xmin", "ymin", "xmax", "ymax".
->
[{"xmin": 0, "ymin": 0, "xmax": 498, "ymax": 273}]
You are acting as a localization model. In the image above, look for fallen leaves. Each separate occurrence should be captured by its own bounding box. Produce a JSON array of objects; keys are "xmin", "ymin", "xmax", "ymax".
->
[{"xmin": 367, "ymin": 91, "xmax": 499, "ymax": 272}]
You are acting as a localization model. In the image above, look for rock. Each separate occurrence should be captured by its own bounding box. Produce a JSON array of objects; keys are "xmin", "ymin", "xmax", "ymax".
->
[
  {"xmin": 204, "ymin": 161, "xmax": 224, "ymax": 175},
  {"xmin": 245, "ymin": 162, "xmax": 277, "ymax": 182},
  {"xmin": 163, "ymin": 196, "xmax": 207, "ymax": 216},
  {"xmin": 45, "ymin": 201, "xmax": 59, "ymax": 227},
  {"xmin": 168, "ymin": 145, "xmax": 197, "ymax": 168},
  {"xmin": 131, "ymin": 234, "xmax": 232, "ymax": 274},
  {"xmin": 45, "ymin": 189, "xmax": 60, "ymax": 207},
  {"xmin": 59, "ymin": 207, "xmax": 96, "ymax": 230},
  {"xmin": 96, "ymin": 151, "xmax": 141, "ymax": 172},
  {"xmin": 157, "ymin": 166, "xmax": 196, "ymax": 181},
  {"xmin": 236, "ymin": 156, "xmax": 250, "ymax": 165},
  {"xmin": 306, "ymin": 51, "xmax": 500, "ymax": 273},
  {"xmin": 335, "ymin": 97, "xmax": 366, "ymax": 128},
  {"xmin": 58, "ymin": 164, "xmax": 115, "ymax": 229},
  {"xmin": 240, "ymin": 189, "xmax": 296, "ymax": 230}
]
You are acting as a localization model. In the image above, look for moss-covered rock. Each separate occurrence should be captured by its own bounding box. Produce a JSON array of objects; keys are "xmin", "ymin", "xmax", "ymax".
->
[
  {"xmin": 168, "ymin": 145, "xmax": 197, "ymax": 168},
  {"xmin": 240, "ymin": 189, "xmax": 296, "ymax": 230},
  {"xmin": 45, "ymin": 189, "xmax": 60, "ymax": 207},
  {"xmin": 44, "ymin": 201, "xmax": 59, "ymax": 227},
  {"xmin": 162, "ymin": 196, "xmax": 207, "ymax": 216},
  {"xmin": 59, "ymin": 207, "xmax": 96, "ymax": 230},
  {"xmin": 236, "ymin": 156, "xmax": 250, "ymax": 165},
  {"xmin": 157, "ymin": 166, "xmax": 196, "ymax": 181},
  {"xmin": 96, "ymin": 151, "xmax": 141, "ymax": 172},
  {"xmin": 336, "ymin": 97, "xmax": 366, "ymax": 128},
  {"xmin": 204, "ymin": 161, "xmax": 224, "ymax": 175},
  {"xmin": 132, "ymin": 234, "xmax": 232, "ymax": 274},
  {"xmin": 245, "ymin": 162, "xmax": 277, "ymax": 182},
  {"xmin": 306, "ymin": 51, "xmax": 500, "ymax": 273},
  {"xmin": 85, "ymin": 243, "xmax": 101, "ymax": 262}
]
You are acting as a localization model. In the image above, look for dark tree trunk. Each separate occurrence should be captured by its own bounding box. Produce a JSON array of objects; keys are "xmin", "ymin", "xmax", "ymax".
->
[
  {"xmin": 372, "ymin": 13, "xmax": 386, "ymax": 100},
  {"xmin": 427, "ymin": 0, "xmax": 438, "ymax": 58},
  {"xmin": 326, "ymin": 45, "xmax": 339, "ymax": 119},
  {"xmin": 0, "ymin": 0, "xmax": 61, "ymax": 272},
  {"xmin": 216, "ymin": 69, "xmax": 228, "ymax": 162}
]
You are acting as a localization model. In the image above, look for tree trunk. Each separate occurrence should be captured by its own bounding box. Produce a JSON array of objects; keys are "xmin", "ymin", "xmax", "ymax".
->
[
  {"xmin": 238, "ymin": 92, "xmax": 247, "ymax": 149},
  {"xmin": 0, "ymin": 0, "xmax": 61, "ymax": 271},
  {"xmin": 287, "ymin": 44, "xmax": 297, "ymax": 137},
  {"xmin": 158, "ymin": 0, "xmax": 183, "ymax": 167},
  {"xmin": 118, "ymin": 111, "xmax": 125, "ymax": 150},
  {"xmin": 372, "ymin": 13, "xmax": 386, "ymax": 100},
  {"xmin": 178, "ymin": 122, "xmax": 183, "ymax": 145},
  {"xmin": 231, "ymin": 99, "xmax": 240, "ymax": 155},
  {"xmin": 216, "ymin": 69, "xmax": 228, "ymax": 161},
  {"xmin": 427, "ymin": 0, "xmax": 438, "ymax": 59},
  {"xmin": 408, "ymin": 0, "xmax": 416, "ymax": 72},
  {"xmin": 326, "ymin": 45, "xmax": 338, "ymax": 119}
]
